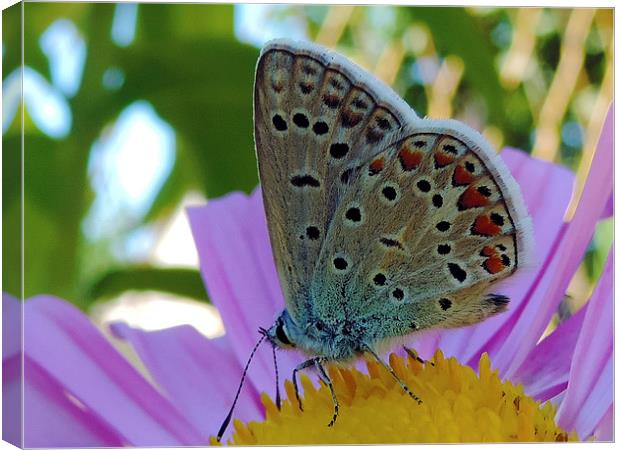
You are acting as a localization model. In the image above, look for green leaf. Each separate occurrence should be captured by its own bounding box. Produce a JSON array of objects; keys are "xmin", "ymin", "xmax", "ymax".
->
[
  {"xmin": 3, "ymin": 3, "xmax": 23, "ymax": 78},
  {"xmin": 584, "ymin": 218, "xmax": 613, "ymax": 283},
  {"xmin": 138, "ymin": 4, "xmax": 235, "ymax": 41},
  {"xmin": 117, "ymin": 37, "xmax": 260, "ymax": 198},
  {"xmin": 407, "ymin": 7, "xmax": 506, "ymax": 127},
  {"xmin": 85, "ymin": 267, "xmax": 209, "ymax": 306},
  {"xmin": 2, "ymin": 136, "xmax": 22, "ymax": 298}
]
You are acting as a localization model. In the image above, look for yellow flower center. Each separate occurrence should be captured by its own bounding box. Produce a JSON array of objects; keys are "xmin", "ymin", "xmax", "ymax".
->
[{"xmin": 219, "ymin": 350, "xmax": 576, "ymax": 444}]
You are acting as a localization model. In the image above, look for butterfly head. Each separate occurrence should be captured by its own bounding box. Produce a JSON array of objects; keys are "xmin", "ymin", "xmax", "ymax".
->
[
  {"xmin": 263, "ymin": 310, "xmax": 298, "ymax": 349},
  {"xmin": 264, "ymin": 309, "xmax": 366, "ymax": 360}
]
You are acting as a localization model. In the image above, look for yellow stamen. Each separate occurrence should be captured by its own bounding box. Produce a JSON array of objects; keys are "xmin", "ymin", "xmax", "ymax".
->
[{"xmin": 217, "ymin": 350, "xmax": 577, "ymax": 444}]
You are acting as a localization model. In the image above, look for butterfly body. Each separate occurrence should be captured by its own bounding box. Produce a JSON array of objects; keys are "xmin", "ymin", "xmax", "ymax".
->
[{"xmin": 266, "ymin": 309, "xmax": 366, "ymax": 361}]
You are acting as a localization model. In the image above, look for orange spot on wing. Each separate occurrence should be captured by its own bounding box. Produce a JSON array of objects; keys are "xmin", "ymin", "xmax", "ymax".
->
[
  {"xmin": 481, "ymin": 245, "xmax": 496, "ymax": 257},
  {"xmin": 459, "ymin": 186, "xmax": 490, "ymax": 210},
  {"xmin": 481, "ymin": 244, "xmax": 509, "ymax": 274},
  {"xmin": 369, "ymin": 157, "xmax": 385, "ymax": 175},
  {"xmin": 453, "ymin": 165, "xmax": 476, "ymax": 186},
  {"xmin": 484, "ymin": 256, "xmax": 505, "ymax": 274},
  {"xmin": 434, "ymin": 152, "xmax": 455, "ymax": 168},
  {"xmin": 472, "ymin": 215, "xmax": 502, "ymax": 236},
  {"xmin": 398, "ymin": 147, "xmax": 423, "ymax": 171}
]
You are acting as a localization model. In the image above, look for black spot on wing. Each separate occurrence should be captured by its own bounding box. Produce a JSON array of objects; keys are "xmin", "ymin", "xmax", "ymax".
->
[
  {"xmin": 272, "ymin": 114, "xmax": 287, "ymax": 131},
  {"xmin": 379, "ymin": 237, "xmax": 404, "ymax": 250},
  {"xmin": 448, "ymin": 263, "xmax": 467, "ymax": 283},
  {"xmin": 291, "ymin": 175, "xmax": 320, "ymax": 188},
  {"xmin": 330, "ymin": 143, "xmax": 349, "ymax": 159},
  {"xmin": 293, "ymin": 113, "xmax": 309, "ymax": 128},
  {"xmin": 439, "ymin": 298, "xmax": 452, "ymax": 310}
]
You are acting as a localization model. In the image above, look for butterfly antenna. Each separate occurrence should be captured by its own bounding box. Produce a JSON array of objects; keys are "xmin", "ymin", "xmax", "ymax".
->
[
  {"xmin": 216, "ymin": 331, "xmax": 267, "ymax": 442},
  {"xmin": 271, "ymin": 342, "xmax": 281, "ymax": 409}
]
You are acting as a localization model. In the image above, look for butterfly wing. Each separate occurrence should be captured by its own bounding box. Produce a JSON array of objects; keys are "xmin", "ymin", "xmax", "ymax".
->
[
  {"xmin": 254, "ymin": 39, "xmax": 415, "ymax": 320},
  {"xmin": 255, "ymin": 39, "xmax": 533, "ymax": 345},
  {"xmin": 310, "ymin": 120, "xmax": 533, "ymax": 338}
]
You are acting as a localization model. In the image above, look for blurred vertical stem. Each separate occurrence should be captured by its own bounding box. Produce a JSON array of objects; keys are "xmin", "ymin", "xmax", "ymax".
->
[
  {"xmin": 373, "ymin": 40, "xmax": 406, "ymax": 86},
  {"xmin": 531, "ymin": 9, "xmax": 595, "ymax": 162},
  {"xmin": 314, "ymin": 5, "xmax": 355, "ymax": 47},
  {"xmin": 566, "ymin": 10, "xmax": 613, "ymax": 220},
  {"xmin": 427, "ymin": 55, "xmax": 464, "ymax": 119},
  {"xmin": 499, "ymin": 8, "xmax": 543, "ymax": 89}
]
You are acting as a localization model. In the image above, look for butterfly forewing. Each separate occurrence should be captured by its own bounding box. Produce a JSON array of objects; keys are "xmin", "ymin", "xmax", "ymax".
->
[{"xmin": 254, "ymin": 40, "xmax": 414, "ymax": 320}]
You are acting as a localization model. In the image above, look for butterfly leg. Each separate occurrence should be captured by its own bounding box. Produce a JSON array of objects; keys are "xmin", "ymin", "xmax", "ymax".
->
[
  {"xmin": 365, "ymin": 345, "xmax": 422, "ymax": 404},
  {"xmin": 292, "ymin": 358, "xmax": 317, "ymax": 411},
  {"xmin": 314, "ymin": 358, "xmax": 339, "ymax": 427},
  {"xmin": 402, "ymin": 346, "xmax": 435, "ymax": 366}
]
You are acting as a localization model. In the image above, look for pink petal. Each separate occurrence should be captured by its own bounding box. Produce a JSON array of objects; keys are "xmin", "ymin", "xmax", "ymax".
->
[
  {"xmin": 24, "ymin": 296, "xmax": 203, "ymax": 446},
  {"xmin": 21, "ymin": 356, "xmax": 126, "ymax": 447},
  {"xmin": 602, "ymin": 192, "xmax": 613, "ymax": 218},
  {"xmin": 110, "ymin": 322, "xmax": 263, "ymax": 441},
  {"xmin": 188, "ymin": 189, "xmax": 304, "ymax": 399},
  {"xmin": 512, "ymin": 305, "xmax": 586, "ymax": 401},
  {"xmin": 556, "ymin": 248, "xmax": 613, "ymax": 439},
  {"xmin": 593, "ymin": 405, "xmax": 613, "ymax": 442},
  {"xmin": 485, "ymin": 105, "xmax": 613, "ymax": 377},
  {"xmin": 3, "ymin": 293, "xmax": 21, "ymax": 359},
  {"xmin": 3, "ymin": 294, "xmax": 22, "ymax": 447}
]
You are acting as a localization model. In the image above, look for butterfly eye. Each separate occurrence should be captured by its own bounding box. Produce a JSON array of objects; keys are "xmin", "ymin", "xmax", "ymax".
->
[{"xmin": 275, "ymin": 321, "xmax": 292, "ymax": 346}]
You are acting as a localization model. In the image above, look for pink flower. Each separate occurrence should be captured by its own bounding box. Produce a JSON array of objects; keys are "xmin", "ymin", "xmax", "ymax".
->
[{"xmin": 3, "ymin": 107, "xmax": 613, "ymax": 446}]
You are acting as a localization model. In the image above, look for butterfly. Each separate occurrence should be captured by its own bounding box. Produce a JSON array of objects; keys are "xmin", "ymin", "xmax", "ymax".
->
[{"xmin": 217, "ymin": 39, "xmax": 533, "ymax": 441}]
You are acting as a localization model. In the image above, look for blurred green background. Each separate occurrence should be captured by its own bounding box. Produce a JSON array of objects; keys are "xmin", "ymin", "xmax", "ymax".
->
[{"xmin": 2, "ymin": 4, "xmax": 613, "ymax": 334}]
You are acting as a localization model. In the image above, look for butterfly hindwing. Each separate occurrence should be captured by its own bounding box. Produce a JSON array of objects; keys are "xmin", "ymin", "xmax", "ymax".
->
[
  {"xmin": 311, "ymin": 122, "xmax": 532, "ymax": 337},
  {"xmin": 254, "ymin": 40, "xmax": 414, "ymax": 320}
]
